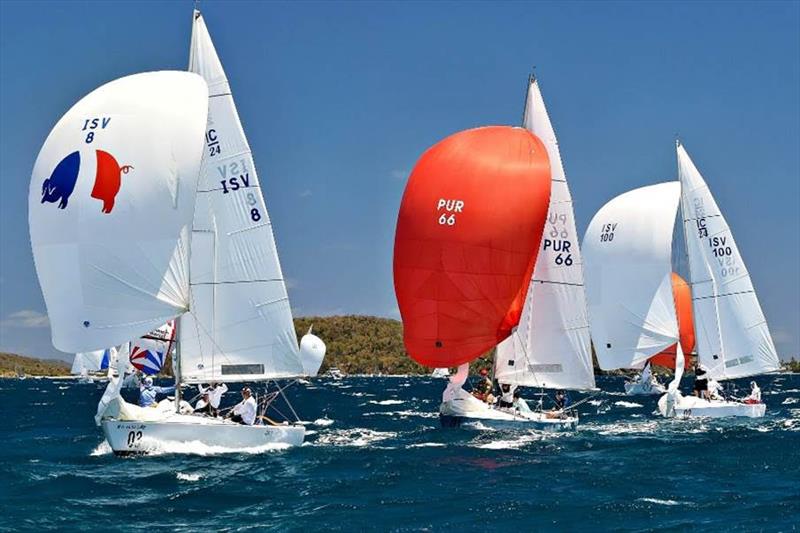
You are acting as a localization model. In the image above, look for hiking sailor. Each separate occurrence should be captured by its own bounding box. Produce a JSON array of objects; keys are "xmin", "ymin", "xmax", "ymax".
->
[
  {"xmin": 228, "ymin": 386, "xmax": 257, "ymax": 425},
  {"xmin": 693, "ymin": 365, "xmax": 710, "ymax": 400},
  {"xmin": 138, "ymin": 376, "xmax": 175, "ymax": 408},
  {"xmin": 498, "ymin": 383, "xmax": 515, "ymax": 409},
  {"xmin": 196, "ymin": 382, "xmax": 227, "ymax": 416},
  {"xmin": 743, "ymin": 381, "xmax": 762, "ymax": 404}
]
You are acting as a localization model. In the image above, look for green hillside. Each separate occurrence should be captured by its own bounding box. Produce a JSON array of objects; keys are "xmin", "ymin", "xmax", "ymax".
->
[{"xmin": 0, "ymin": 352, "xmax": 70, "ymax": 377}]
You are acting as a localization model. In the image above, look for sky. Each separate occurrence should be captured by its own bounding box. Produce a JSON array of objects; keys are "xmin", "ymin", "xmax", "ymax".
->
[{"xmin": 0, "ymin": 1, "xmax": 798, "ymax": 362}]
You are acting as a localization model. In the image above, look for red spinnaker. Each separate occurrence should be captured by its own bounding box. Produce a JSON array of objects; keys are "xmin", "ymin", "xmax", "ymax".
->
[
  {"xmin": 393, "ymin": 126, "xmax": 552, "ymax": 367},
  {"xmin": 650, "ymin": 272, "xmax": 695, "ymax": 369}
]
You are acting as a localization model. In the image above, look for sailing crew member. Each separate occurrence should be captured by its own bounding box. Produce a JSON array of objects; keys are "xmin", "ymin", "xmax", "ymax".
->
[
  {"xmin": 229, "ymin": 387, "xmax": 257, "ymax": 425},
  {"xmin": 197, "ymin": 382, "xmax": 228, "ymax": 416},
  {"xmin": 693, "ymin": 365, "xmax": 710, "ymax": 400},
  {"xmin": 472, "ymin": 368, "xmax": 495, "ymax": 404},
  {"xmin": 498, "ymin": 383, "xmax": 515, "ymax": 409},
  {"xmin": 553, "ymin": 390, "xmax": 569, "ymax": 410},
  {"xmin": 743, "ymin": 381, "xmax": 762, "ymax": 404},
  {"xmin": 512, "ymin": 389, "xmax": 532, "ymax": 414},
  {"xmin": 138, "ymin": 376, "xmax": 176, "ymax": 408}
]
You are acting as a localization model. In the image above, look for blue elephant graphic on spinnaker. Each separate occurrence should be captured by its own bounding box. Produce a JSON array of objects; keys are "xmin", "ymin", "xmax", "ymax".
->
[{"xmin": 41, "ymin": 151, "xmax": 80, "ymax": 209}]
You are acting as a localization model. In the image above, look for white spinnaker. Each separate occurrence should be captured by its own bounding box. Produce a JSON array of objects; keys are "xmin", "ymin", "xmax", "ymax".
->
[
  {"xmin": 179, "ymin": 11, "xmax": 304, "ymax": 384},
  {"xmin": 29, "ymin": 72, "xmax": 209, "ymax": 354},
  {"xmin": 583, "ymin": 182, "xmax": 681, "ymax": 370},
  {"xmin": 495, "ymin": 77, "xmax": 595, "ymax": 390},
  {"xmin": 677, "ymin": 144, "xmax": 779, "ymax": 380}
]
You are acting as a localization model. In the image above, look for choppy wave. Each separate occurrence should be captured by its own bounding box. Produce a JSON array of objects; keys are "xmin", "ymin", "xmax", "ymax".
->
[{"xmin": 614, "ymin": 401, "xmax": 643, "ymax": 408}]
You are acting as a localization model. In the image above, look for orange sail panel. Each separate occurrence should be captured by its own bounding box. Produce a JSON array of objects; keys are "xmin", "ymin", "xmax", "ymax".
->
[
  {"xmin": 650, "ymin": 272, "xmax": 695, "ymax": 368},
  {"xmin": 393, "ymin": 126, "xmax": 552, "ymax": 367}
]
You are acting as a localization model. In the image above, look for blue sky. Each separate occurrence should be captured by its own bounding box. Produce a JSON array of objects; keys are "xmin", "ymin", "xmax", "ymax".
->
[{"xmin": 1, "ymin": 1, "xmax": 798, "ymax": 361}]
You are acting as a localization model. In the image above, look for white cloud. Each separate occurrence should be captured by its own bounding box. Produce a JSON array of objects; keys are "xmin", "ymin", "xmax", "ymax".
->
[
  {"xmin": 1, "ymin": 310, "xmax": 50, "ymax": 328},
  {"xmin": 390, "ymin": 169, "xmax": 408, "ymax": 180},
  {"xmin": 299, "ymin": 189, "xmax": 313, "ymax": 198}
]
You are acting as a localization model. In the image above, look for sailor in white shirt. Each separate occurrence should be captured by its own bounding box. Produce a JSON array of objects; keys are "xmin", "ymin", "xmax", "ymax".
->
[
  {"xmin": 229, "ymin": 387, "xmax": 257, "ymax": 425},
  {"xmin": 196, "ymin": 382, "xmax": 228, "ymax": 416},
  {"xmin": 744, "ymin": 381, "xmax": 762, "ymax": 404}
]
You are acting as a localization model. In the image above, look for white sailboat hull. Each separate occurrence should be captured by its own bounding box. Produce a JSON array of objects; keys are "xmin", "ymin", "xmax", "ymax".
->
[
  {"xmin": 102, "ymin": 415, "xmax": 305, "ymax": 455},
  {"xmin": 439, "ymin": 388, "xmax": 577, "ymax": 431},
  {"xmin": 624, "ymin": 380, "xmax": 666, "ymax": 396},
  {"xmin": 657, "ymin": 393, "xmax": 766, "ymax": 419}
]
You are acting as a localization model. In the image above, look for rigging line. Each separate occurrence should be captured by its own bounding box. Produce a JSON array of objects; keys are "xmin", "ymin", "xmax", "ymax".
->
[
  {"xmin": 190, "ymin": 279, "xmax": 284, "ymax": 286},
  {"xmin": 209, "ymin": 93, "xmax": 233, "ymax": 98},
  {"xmin": 692, "ymin": 289, "xmax": 755, "ymax": 301},
  {"xmin": 197, "ymin": 185, "xmax": 261, "ymax": 193},
  {"xmin": 530, "ymin": 279, "xmax": 584, "ymax": 287}
]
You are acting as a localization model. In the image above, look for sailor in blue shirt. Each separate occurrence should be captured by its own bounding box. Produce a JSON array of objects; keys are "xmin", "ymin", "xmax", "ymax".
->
[{"xmin": 138, "ymin": 376, "xmax": 175, "ymax": 407}]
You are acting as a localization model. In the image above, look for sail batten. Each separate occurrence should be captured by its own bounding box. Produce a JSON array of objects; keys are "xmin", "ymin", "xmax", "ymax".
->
[
  {"xmin": 178, "ymin": 11, "xmax": 304, "ymax": 383},
  {"xmin": 494, "ymin": 78, "xmax": 595, "ymax": 390}
]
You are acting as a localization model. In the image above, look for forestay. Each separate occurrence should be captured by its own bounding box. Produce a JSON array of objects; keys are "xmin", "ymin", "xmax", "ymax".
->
[
  {"xmin": 583, "ymin": 182, "xmax": 681, "ymax": 370},
  {"xmin": 29, "ymin": 72, "xmax": 209, "ymax": 353},
  {"xmin": 495, "ymin": 77, "xmax": 595, "ymax": 390},
  {"xmin": 677, "ymin": 143, "xmax": 779, "ymax": 380},
  {"xmin": 179, "ymin": 11, "xmax": 304, "ymax": 383}
]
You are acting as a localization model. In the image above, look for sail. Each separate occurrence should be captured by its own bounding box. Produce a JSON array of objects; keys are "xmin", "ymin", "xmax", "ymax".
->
[
  {"xmin": 583, "ymin": 182, "xmax": 681, "ymax": 370},
  {"xmin": 29, "ymin": 72, "xmax": 209, "ymax": 353},
  {"xmin": 495, "ymin": 77, "xmax": 595, "ymax": 390},
  {"xmin": 130, "ymin": 321, "xmax": 175, "ymax": 375},
  {"xmin": 649, "ymin": 273, "xmax": 694, "ymax": 369},
  {"xmin": 393, "ymin": 126, "xmax": 552, "ymax": 367},
  {"xmin": 677, "ymin": 143, "xmax": 779, "ymax": 380},
  {"xmin": 179, "ymin": 11, "xmax": 304, "ymax": 383},
  {"xmin": 71, "ymin": 349, "xmax": 107, "ymax": 375}
]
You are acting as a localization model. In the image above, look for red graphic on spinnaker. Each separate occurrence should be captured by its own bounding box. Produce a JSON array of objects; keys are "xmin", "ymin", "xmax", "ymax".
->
[
  {"xmin": 650, "ymin": 272, "xmax": 695, "ymax": 369},
  {"xmin": 92, "ymin": 150, "xmax": 132, "ymax": 214},
  {"xmin": 393, "ymin": 126, "xmax": 552, "ymax": 368}
]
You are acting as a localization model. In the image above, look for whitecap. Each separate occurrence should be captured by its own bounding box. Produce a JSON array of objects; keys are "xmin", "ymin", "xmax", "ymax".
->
[
  {"xmin": 176, "ymin": 472, "xmax": 202, "ymax": 482},
  {"xmin": 313, "ymin": 428, "xmax": 397, "ymax": 447},
  {"xmin": 408, "ymin": 442, "xmax": 446, "ymax": 448},
  {"xmin": 313, "ymin": 417, "xmax": 334, "ymax": 427},
  {"xmin": 368, "ymin": 399, "xmax": 404, "ymax": 406},
  {"xmin": 90, "ymin": 441, "xmax": 112, "ymax": 456},
  {"xmin": 638, "ymin": 497, "xmax": 690, "ymax": 506},
  {"xmin": 614, "ymin": 401, "xmax": 643, "ymax": 408},
  {"xmin": 781, "ymin": 397, "xmax": 798, "ymax": 405}
]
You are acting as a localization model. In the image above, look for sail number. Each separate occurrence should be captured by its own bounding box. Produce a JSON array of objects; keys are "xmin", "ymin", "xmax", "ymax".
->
[
  {"xmin": 126, "ymin": 430, "xmax": 143, "ymax": 447},
  {"xmin": 546, "ymin": 213, "xmax": 573, "ymax": 266},
  {"xmin": 599, "ymin": 222, "xmax": 617, "ymax": 242},
  {"xmin": 206, "ymin": 129, "xmax": 221, "ymax": 157},
  {"xmin": 218, "ymin": 160, "xmax": 262, "ymax": 223},
  {"xmin": 436, "ymin": 198, "xmax": 464, "ymax": 226},
  {"xmin": 81, "ymin": 117, "xmax": 111, "ymax": 144}
]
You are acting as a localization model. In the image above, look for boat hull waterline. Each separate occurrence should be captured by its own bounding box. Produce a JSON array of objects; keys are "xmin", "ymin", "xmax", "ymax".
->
[
  {"xmin": 102, "ymin": 416, "xmax": 305, "ymax": 455},
  {"xmin": 657, "ymin": 393, "xmax": 766, "ymax": 419}
]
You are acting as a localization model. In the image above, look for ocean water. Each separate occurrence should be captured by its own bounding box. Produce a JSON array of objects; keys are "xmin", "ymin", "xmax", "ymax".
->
[{"xmin": 2, "ymin": 374, "xmax": 799, "ymax": 532}]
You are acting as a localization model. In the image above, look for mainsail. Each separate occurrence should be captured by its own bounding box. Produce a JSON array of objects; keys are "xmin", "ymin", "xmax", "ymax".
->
[
  {"xmin": 29, "ymin": 72, "xmax": 209, "ymax": 353},
  {"xmin": 393, "ymin": 126, "xmax": 552, "ymax": 367},
  {"xmin": 495, "ymin": 76, "xmax": 595, "ymax": 390},
  {"xmin": 71, "ymin": 348, "xmax": 112, "ymax": 375},
  {"xmin": 677, "ymin": 143, "xmax": 779, "ymax": 380},
  {"xmin": 583, "ymin": 182, "xmax": 682, "ymax": 370},
  {"xmin": 179, "ymin": 11, "xmax": 305, "ymax": 383}
]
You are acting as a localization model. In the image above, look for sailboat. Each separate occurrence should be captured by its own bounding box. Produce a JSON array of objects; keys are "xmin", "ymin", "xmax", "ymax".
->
[
  {"xmin": 487, "ymin": 75, "xmax": 597, "ymax": 427},
  {"xmin": 583, "ymin": 143, "xmax": 779, "ymax": 418},
  {"xmin": 71, "ymin": 347, "xmax": 115, "ymax": 384},
  {"xmin": 29, "ymin": 11, "xmax": 325, "ymax": 455},
  {"xmin": 623, "ymin": 273, "xmax": 693, "ymax": 396},
  {"xmin": 393, "ymin": 79, "xmax": 557, "ymax": 430},
  {"xmin": 431, "ymin": 367, "xmax": 450, "ymax": 379}
]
